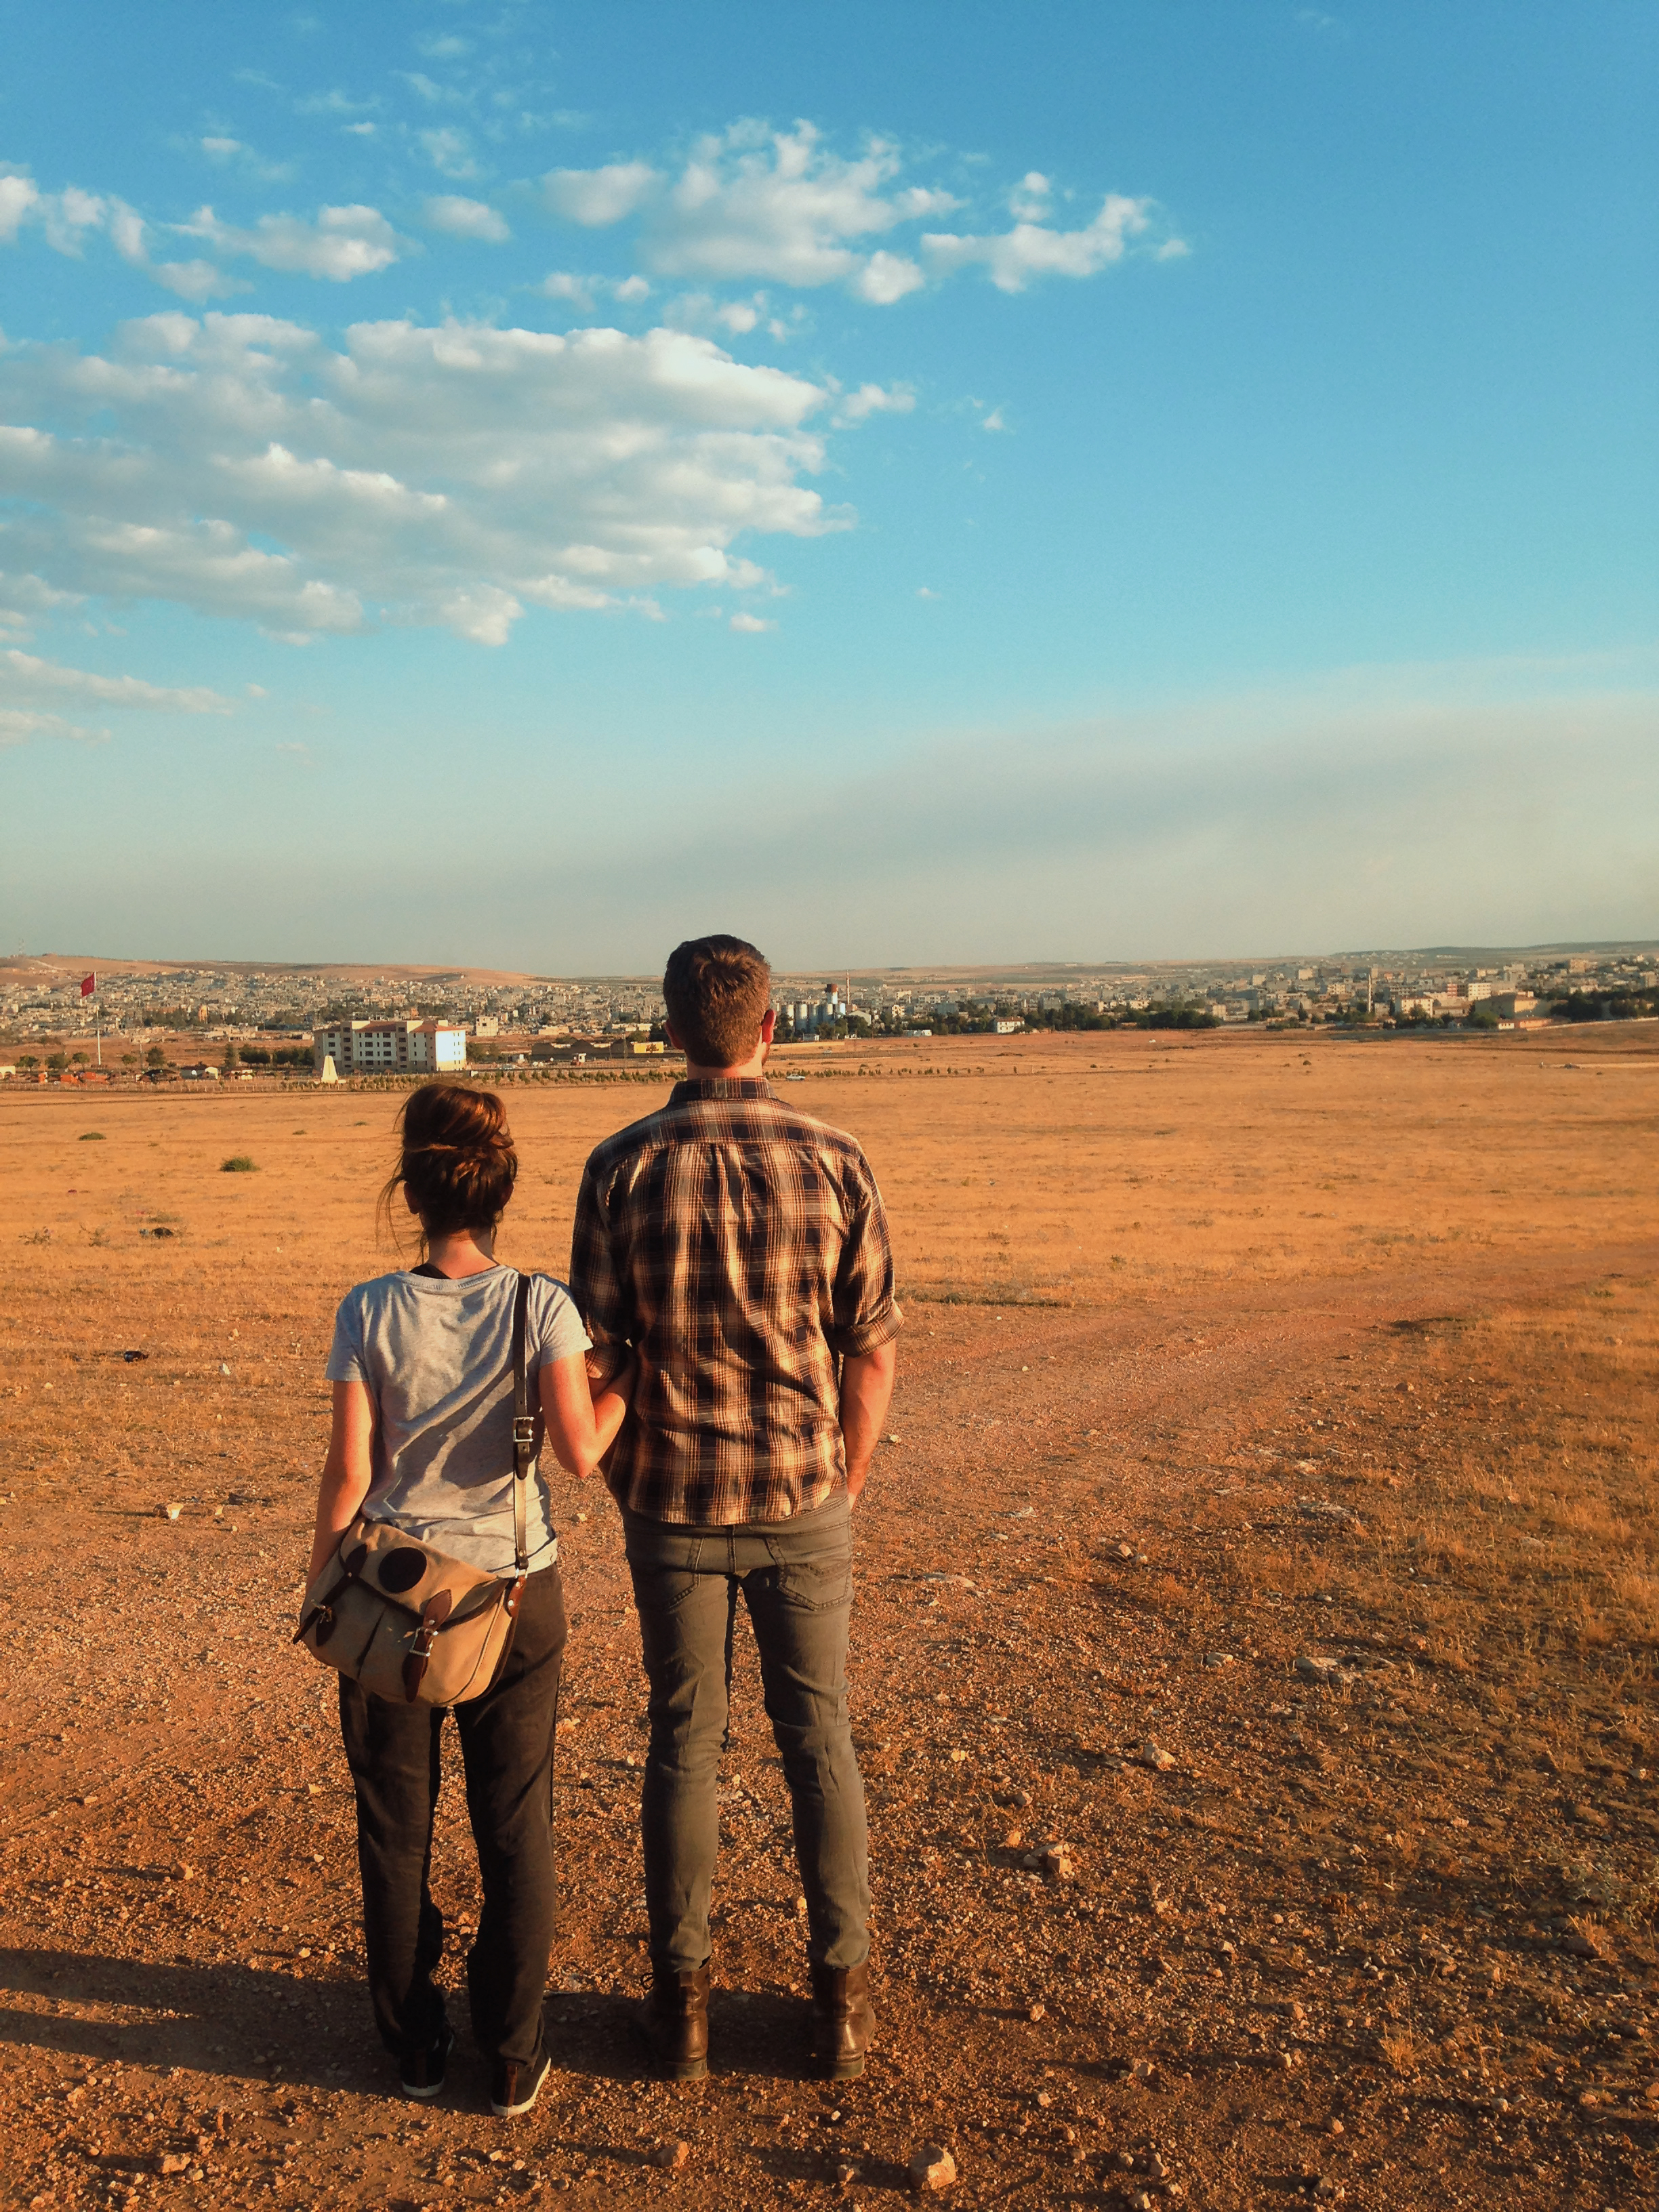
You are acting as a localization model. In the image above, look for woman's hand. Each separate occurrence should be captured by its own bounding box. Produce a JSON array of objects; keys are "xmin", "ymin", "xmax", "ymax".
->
[{"xmin": 604, "ymin": 1349, "xmax": 638, "ymax": 1404}]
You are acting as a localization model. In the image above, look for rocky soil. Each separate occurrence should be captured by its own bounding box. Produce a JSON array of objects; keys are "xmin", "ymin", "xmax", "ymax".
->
[{"xmin": 3, "ymin": 1039, "xmax": 1657, "ymax": 2209}]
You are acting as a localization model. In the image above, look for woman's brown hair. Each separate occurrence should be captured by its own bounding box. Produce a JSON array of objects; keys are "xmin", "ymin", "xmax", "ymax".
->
[{"xmin": 380, "ymin": 1082, "xmax": 517, "ymax": 1253}]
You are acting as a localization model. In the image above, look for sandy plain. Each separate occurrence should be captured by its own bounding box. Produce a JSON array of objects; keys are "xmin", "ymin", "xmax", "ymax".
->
[{"xmin": 2, "ymin": 1023, "xmax": 1658, "ymax": 2211}]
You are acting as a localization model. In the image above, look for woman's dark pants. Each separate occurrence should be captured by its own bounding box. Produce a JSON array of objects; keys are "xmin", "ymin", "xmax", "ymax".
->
[
  {"xmin": 623, "ymin": 1494, "xmax": 869, "ymax": 1977},
  {"xmin": 337, "ymin": 1564, "xmax": 567, "ymax": 2068}
]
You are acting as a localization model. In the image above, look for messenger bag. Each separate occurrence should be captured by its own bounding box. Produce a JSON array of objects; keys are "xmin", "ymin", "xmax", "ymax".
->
[{"xmin": 293, "ymin": 1271, "xmax": 539, "ymax": 1705}]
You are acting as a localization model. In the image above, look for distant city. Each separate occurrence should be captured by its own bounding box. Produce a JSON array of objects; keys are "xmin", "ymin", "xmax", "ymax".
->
[{"xmin": 1, "ymin": 943, "xmax": 1654, "ymax": 1081}]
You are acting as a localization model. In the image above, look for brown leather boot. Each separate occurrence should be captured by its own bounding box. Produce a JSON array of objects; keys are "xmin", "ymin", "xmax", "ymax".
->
[
  {"xmin": 810, "ymin": 1960, "xmax": 875, "ymax": 2080},
  {"xmin": 634, "ymin": 1964, "xmax": 710, "ymax": 2081}
]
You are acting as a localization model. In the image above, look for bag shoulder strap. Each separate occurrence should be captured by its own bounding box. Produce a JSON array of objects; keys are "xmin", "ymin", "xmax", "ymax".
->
[{"xmin": 510, "ymin": 1270, "xmax": 535, "ymax": 1576}]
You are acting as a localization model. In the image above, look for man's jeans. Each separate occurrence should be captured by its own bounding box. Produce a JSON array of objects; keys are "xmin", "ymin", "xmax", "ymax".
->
[
  {"xmin": 337, "ymin": 1563, "xmax": 567, "ymax": 2067},
  {"xmin": 623, "ymin": 1493, "xmax": 869, "ymax": 1976}
]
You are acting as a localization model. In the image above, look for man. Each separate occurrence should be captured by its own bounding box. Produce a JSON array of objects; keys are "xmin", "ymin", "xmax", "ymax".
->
[{"xmin": 570, "ymin": 935, "xmax": 899, "ymax": 2082}]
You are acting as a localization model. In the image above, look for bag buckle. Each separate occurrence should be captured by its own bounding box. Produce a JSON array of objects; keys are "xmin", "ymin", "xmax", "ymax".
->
[{"xmin": 511, "ymin": 1416, "xmax": 536, "ymax": 1448}]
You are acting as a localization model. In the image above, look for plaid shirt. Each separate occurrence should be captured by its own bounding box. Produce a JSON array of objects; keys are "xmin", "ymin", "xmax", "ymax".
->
[{"xmin": 569, "ymin": 1077, "xmax": 901, "ymax": 1525}]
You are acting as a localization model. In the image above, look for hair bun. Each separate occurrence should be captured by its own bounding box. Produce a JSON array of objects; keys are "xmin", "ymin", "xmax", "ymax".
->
[{"xmin": 381, "ymin": 1082, "xmax": 518, "ymax": 1246}]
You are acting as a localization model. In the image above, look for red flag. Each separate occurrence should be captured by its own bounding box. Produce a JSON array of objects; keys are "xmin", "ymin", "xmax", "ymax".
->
[{"xmin": 80, "ymin": 972, "xmax": 96, "ymax": 998}]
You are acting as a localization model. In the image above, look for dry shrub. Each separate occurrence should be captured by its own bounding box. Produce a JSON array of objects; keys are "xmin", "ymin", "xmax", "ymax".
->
[
  {"xmin": 1559, "ymin": 1858, "xmax": 1626, "ymax": 1909},
  {"xmin": 1565, "ymin": 1913, "xmax": 1614, "ymax": 1957},
  {"xmin": 1146, "ymin": 1572, "xmax": 1193, "ymax": 1612},
  {"xmin": 1608, "ymin": 1572, "xmax": 1659, "ymax": 1638},
  {"xmin": 1379, "ymin": 2023, "xmax": 1427, "ymax": 2076},
  {"xmin": 1567, "ymin": 1597, "xmax": 1618, "ymax": 1650}
]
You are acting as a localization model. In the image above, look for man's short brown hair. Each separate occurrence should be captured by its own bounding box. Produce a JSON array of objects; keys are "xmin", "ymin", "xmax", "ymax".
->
[{"xmin": 663, "ymin": 935, "xmax": 772, "ymax": 1069}]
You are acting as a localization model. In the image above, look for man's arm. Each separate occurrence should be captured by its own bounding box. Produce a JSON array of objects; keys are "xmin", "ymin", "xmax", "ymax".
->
[
  {"xmin": 569, "ymin": 1155, "xmax": 632, "ymax": 1388},
  {"xmin": 839, "ymin": 1340, "xmax": 897, "ymax": 1508},
  {"xmin": 827, "ymin": 1153, "xmax": 901, "ymax": 1506}
]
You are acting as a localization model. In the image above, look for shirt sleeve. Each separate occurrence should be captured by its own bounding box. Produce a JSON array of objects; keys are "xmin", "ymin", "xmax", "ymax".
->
[
  {"xmin": 827, "ymin": 1156, "xmax": 903, "ymax": 1359},
  {"xmin": 569, "ymin": 1152, "xmax": 634, "ymax": 1386},
  {"xmin": 531, "ymin": 1275, "xmax": 593, "ymax": 1372},
  {"xmin": 323, "ymin": 1288, "xmax": 371, "ymax": 1385}
]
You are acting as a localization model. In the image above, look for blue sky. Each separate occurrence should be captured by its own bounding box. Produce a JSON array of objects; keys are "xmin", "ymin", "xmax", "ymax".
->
[{"xmin": 1, "ymin": 1, "xmax": 1654, "ymax": 970}]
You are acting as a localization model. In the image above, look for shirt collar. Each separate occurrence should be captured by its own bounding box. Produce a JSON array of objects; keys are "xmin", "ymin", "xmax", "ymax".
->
[{"xmin": 670, "ymin": 1076, "xmax": 774, "ymax": 1103}]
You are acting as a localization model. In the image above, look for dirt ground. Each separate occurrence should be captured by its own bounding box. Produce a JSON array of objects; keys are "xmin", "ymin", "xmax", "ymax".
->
[{"xmin": 3, "ymin": 1025, "xmax": 1658, "ymax": 2211}]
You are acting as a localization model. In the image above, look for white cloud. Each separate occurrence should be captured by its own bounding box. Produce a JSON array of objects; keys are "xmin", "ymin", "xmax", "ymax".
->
[
  {"xmin": 0, "ymin": 172, "xmax": 40, "ymax": 241},
  {"xmin": 543, "ymin": 124, "xmax": 1176, "ymax": 306},
  {"xmin": 835, "ymin": 382, "xmax": 915, "ymax": 426},
  {"xmin": 424, "ymin": 195, "xmax": 510, "ymax": 242},
  {"xmin": 548, "ymin": 125, "xmax": 957, "ymax": 303},
  {"xmin": 297, "ymin": 89, "xmax": 379, "ymax": 117},
  {"xmin": 153, "ymin": 257, "xmax": 237, "ymax": 302},
  {"xmin": 43, "ymin": 186, "xmax": 107, "ymax": 256},
  {"xmin": 539, "ymin": 271, "xmax": 652, "ymax": 311},
  {"xmin": 195, "ymin": 135, "xmax": 293, "ymax": 183},
  {"xmin": 403, "ymin": 73, "xmax": 463, "ymax": 107},
  {"xmin": 1, "ymin": 647, "xmax": 234, "ymax": 712},
  {"xmin": 0, "ymin": 569, "xmax": 82, "ymax": 633},
  {"xmin": 545, "ymin": 161, "xmax": 659, "ymax": 226},
  {"xmin": 852, "ymin": 250, "xmax": 924, "ymax": 305},
  {"xmin": 648, "ymin": 125, "xmax": 943, "ymax": 287},
  {"xmin": 0, "ymin": 645, "xmax": 234, "ymax": 743},
  {"xmin": 665, "ymin": 291, "xmax": 771, "ymax": 335},
  {"xmin": 103, "ymin": 199, "xmax": 148, "ymax": 270},
  {"xmin": 730, "ymin": 611, "xmax": 775, "ymax": 632},
  {"xmin": 182, "ymin": 203, "xmax": 401, "ymax": 280},
  {"xmin": 0, "ymin": 172, "xmax": 242, "ymax": 298},
  {"xmin": 419, "ymin": 127, "xmax": 479, "ymax": 180},
  {"xmin": 0, "ymin": 311, "xmax": 840, "ymax": 644},
  {"xmin": 539, "ymin": 271, "xmax": 594, "ymax": 306},
  {"xmin": 108, "ymin": 199, "xmax": 233, "ymax": 299},
  {"xmin": 1008, "ymin": 171, "xmax": 1051, "ymax": 220},
  {"xmin": 0, "ymin": 705, "xmax": 104, "ymax": 745},
  {"xmin": 923, "ymin": 194, "xmax": 1176, "ymax": 291},
  {"xmin": 916, "ymin": 586, "xmax": 940, "ymax": 599},
  {"xmin": 981, "ymin": 407, "xmax": 1006, "ymax": 432}
]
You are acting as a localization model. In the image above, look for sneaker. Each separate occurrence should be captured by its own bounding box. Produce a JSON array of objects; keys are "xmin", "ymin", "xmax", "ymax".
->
[
  {"xmin": 401, "ymin": 2020, "xmax": 454, "ymax": 2101},
  {"xmin": 491, "ymin": 2046, "xmax": 551, "ymax": 2118}
]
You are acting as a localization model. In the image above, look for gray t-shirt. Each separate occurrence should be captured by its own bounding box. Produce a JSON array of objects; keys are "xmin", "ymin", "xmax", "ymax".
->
[{"xmin": 325, "ymin": 1267, "xmax": 590, "ymax": 1576}]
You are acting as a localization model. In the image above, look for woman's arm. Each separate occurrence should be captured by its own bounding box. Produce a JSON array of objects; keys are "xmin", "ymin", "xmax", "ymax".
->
[
  {"xmin": 540, "ymin": 1351, "xmax": 634, "ymax": 1480},
  {"xmin": 306, "ymin": 1379, "xmax": 375, "ymax": 1584}
]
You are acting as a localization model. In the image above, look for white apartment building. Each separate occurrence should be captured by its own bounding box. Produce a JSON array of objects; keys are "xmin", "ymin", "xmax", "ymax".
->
[{"xmin": 312, "ymin": 1019, "xmax": 468, "ymax": 1076}]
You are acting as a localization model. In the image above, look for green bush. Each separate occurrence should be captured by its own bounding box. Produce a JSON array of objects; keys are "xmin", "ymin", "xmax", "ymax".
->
[
  {"xmin": 79, "ymin": 1132, "xmax": 105, "ymax": 1142},
  {"xmin": 220, "ymin": 1155, "xmax": 258, "ymax": 1174}
]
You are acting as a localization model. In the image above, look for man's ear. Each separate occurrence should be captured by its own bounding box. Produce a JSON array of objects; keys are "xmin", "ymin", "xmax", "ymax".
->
[
  {"xmin": 663, "ymin": 1019, "xmax": 682, "ymax": 1052},
  {"xmin": 760, "ymin": 1008, "xmax": 777, "ymax": 1043}
]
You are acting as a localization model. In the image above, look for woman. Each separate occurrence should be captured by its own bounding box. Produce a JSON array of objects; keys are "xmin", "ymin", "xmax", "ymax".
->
[{"xmin": 306, "ymin": 1081, "xmax": 630, "ymax": 2116}]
